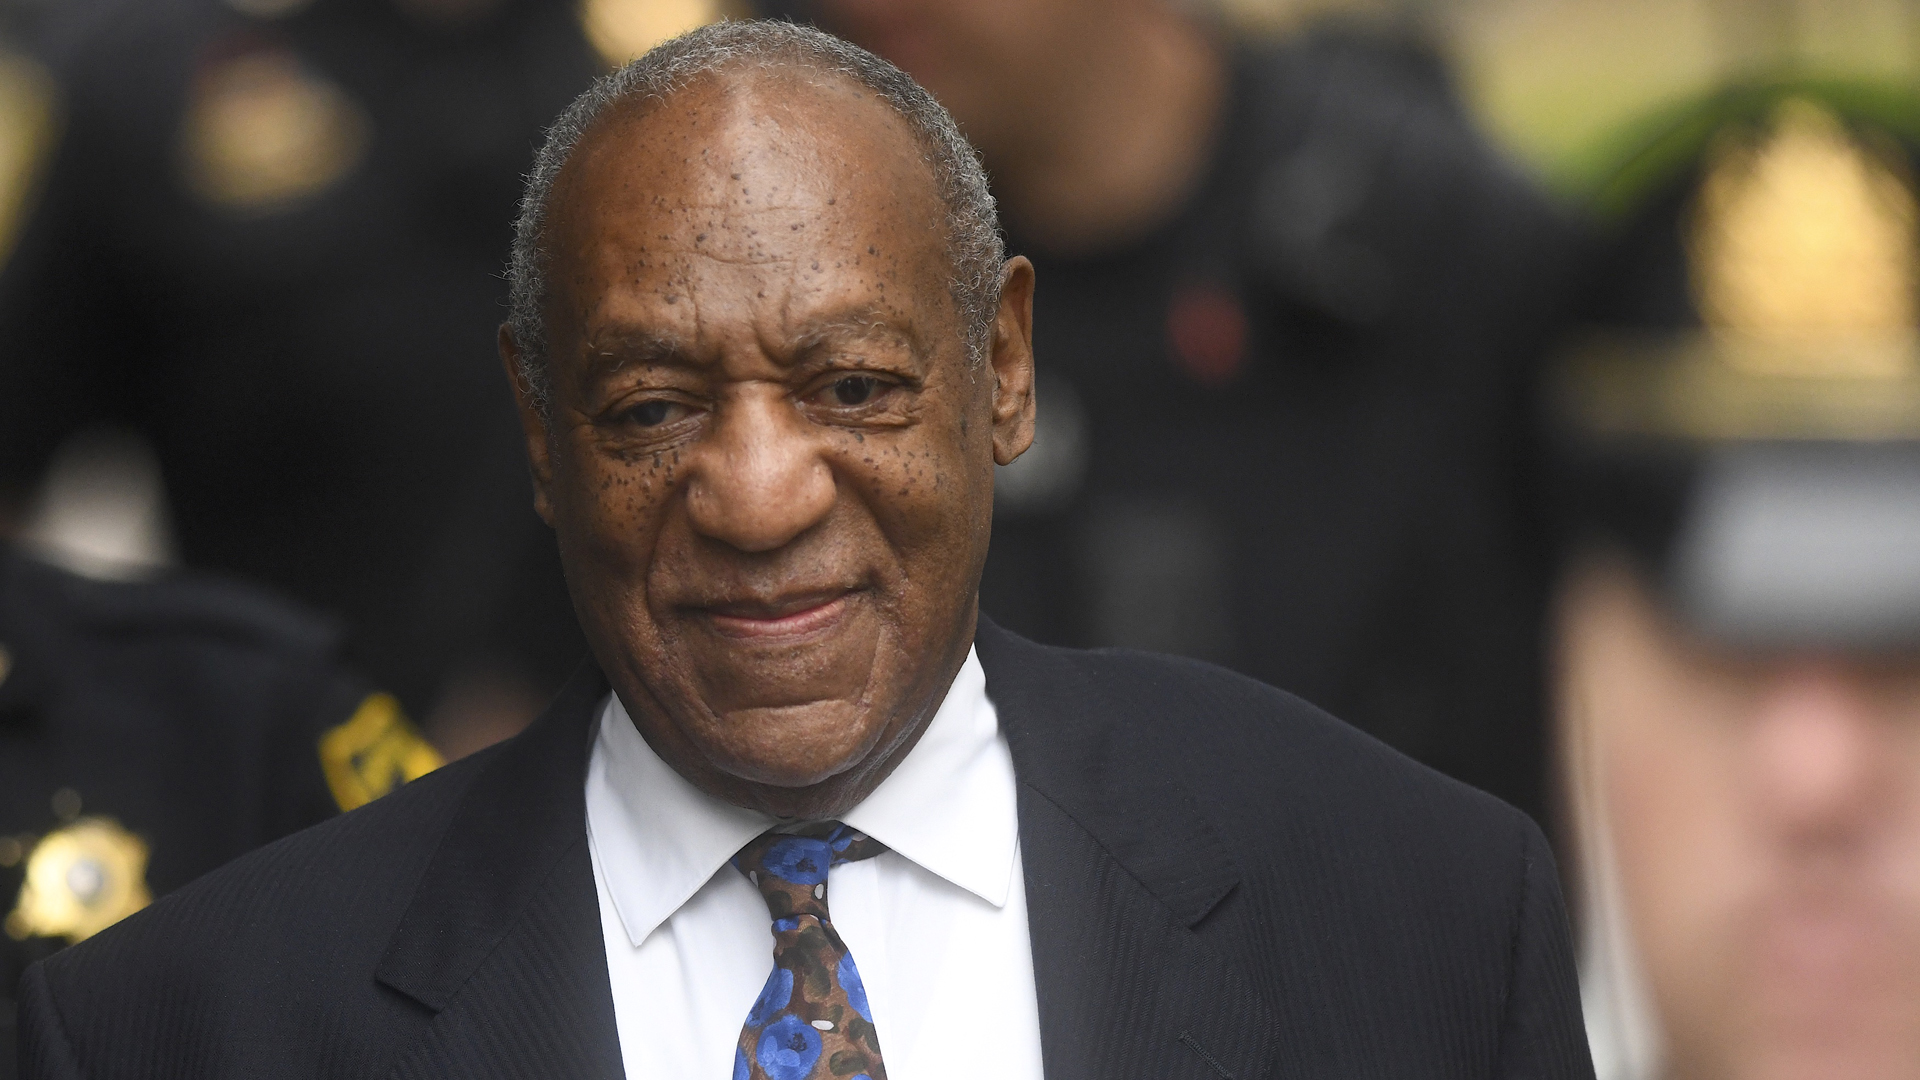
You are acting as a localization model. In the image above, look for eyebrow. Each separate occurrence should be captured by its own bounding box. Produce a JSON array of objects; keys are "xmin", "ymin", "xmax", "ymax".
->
[
  {"xmin": 579, "ymin": 329, "xmax": 689, "ymax": 380},
  {"xmin": 788, "ymin": 307, "xmax": 922, "ymax": 359},
  {"xmin": 576, "ymin": 305, "xmax": 925, "ymax": 380}
]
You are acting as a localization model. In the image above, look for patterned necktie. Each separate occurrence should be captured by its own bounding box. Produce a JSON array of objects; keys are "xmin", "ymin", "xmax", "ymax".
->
[{"xmin": 731, "ymin": 822, "xmax": 890, "ymax": 1080}]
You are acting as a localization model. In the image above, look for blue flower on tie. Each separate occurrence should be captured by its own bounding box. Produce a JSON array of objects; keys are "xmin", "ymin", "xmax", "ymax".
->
[
  {"xmin": 733, "ymin": 1047, "xmax": 750, "ymax": 1080},
  {"xmin": 763, "ymin": 837, "xmax": 829, "ymax": 885},
  {"xmin": 772, "ymin": 917, "xmax": 801, "ymax": 933},
  {"xmin": 826, "ymin": 824, "xmax": 856, "ymax": 854},
  {"xmin": 836, "ymin": 953, "xmax": 871, "ymax": 1022},
  {"xmin": 756, "ymin": 1014, "xmax": 823, "ymax": 1080},
  {"xmin": 747, "ymin": 967, "xmax": 793, "ymax": 1028}
]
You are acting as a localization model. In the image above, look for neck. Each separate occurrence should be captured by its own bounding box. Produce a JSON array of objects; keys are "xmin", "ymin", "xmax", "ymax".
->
[{"xmin": 989, "ymin": 9, "xmax": 1227, "ymax": 256}]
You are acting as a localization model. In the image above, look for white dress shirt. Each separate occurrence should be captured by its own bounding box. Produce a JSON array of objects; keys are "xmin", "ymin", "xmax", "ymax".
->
[{"xmin": 585, "ymin": 647, "xmax": 1045, "ymax": 1080}]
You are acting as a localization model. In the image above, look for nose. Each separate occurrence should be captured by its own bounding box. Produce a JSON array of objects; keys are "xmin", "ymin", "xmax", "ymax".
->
[
  {"xmin": 1748, "ymin": 660, "xmax": 1890, "ymax": 848},
  {"xmin": 683, "ymin": 391, "xmax": 836, "ymax": 553}
]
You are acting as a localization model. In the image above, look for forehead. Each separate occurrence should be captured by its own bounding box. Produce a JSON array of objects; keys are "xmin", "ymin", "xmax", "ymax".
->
[{"xmin": 545, "ymin": 68, "xmax": 953, "ymax": 352}]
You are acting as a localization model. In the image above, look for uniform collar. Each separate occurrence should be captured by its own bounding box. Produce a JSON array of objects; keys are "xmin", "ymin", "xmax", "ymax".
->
[{"xmin": 587, "ymin": 646, "xmax": 1017, "ymax": 949}]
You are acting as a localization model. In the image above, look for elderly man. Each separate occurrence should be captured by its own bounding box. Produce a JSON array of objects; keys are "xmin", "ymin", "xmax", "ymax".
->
[{"xmin": 17, "ymin": 22, "xmax": 1591, "ymax": 1080}]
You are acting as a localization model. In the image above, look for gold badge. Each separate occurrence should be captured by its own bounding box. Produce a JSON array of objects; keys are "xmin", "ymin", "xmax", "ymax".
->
[
  {"xmin": 179, "ymin": 48, "xmax": 368, "ymax": 212},
  {"xmin": 1559, "ymin": 97, "xmax": 1920, "ymax": 444},
  {"xmin": 1689, "ymin": 99, "xmax": 1920, "ymax": 379},
  {"xmin": 319, "ymin": 693, "xmax": 444, "ymax": 812},
  {"xmin": 5, "ymin": 817, "xmax": 152, "ymax": 944}
]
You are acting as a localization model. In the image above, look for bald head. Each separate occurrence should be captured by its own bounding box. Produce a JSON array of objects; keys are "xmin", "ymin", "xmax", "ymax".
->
[
  {"xmin": 507, "ymin": 20, "xmax": 1003, "ymax": 414},
  {"xmin": 538, "ymin": 65, "xmax": 960, "ymax": 417}
]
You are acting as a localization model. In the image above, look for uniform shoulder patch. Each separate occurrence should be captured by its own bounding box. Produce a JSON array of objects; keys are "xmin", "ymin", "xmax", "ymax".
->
[{"xmin": 319, "ymin": 693, "xmax": 444, "ymax": 812}]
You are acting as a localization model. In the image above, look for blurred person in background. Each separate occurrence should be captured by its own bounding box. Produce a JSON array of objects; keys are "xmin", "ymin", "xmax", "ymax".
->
[
  {"xmin": 0, "ymin": 0, "xmax": 634, "ymax": 757},
  {"xmin": 0, "ymin": 540, "xmax": 435, "ymax": 1078},
  {"xmin": 1549, "ymin": 84, "xmax": 1920, "ymax": 1080},
  {"xmin": 790, "ymin": 0, "xmax": 1589, "ymax": 821}
]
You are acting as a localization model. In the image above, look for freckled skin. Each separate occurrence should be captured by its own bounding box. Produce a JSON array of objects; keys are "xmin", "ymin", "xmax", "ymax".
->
[{"xmin": 501, "ymin": 68, "xmax": 1036, "ymax": 819}]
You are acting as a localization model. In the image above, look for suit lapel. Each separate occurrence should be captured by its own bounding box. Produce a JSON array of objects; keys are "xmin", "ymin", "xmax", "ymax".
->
[
  {"xmin": 364, "ymin": 621, "xmax": 1278, "ymax": 1079},
  {"xmin": 375, "ymin": 661, "xmax": 624, "ymax": 1080},
  {"xmin": 978, "ymin": 619, "xmax": 1281, "ymax": 1080}
]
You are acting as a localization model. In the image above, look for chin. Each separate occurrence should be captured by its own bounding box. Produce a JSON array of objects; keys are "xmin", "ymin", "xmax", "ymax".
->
[
  {"xmin": 1739, "ymin": 1043, "xmax": 1920, "ymax": 1080},
  {"xmin": 1729, "ymin": 900, "xmax": 1920, "ymax": 1080},
  {"xmin": 676, "ymin": 599, "xmax": 887, "ymax": 711},
  {"xmin": 699, "ymin": 697, "xmax": 897, "ymax": 791}
]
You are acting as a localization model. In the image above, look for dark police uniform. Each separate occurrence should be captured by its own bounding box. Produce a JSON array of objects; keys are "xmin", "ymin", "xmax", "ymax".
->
[
  {"xmin": 984, "ymin": 31, "xmax": 1587, "ymax": 822},
  {"xmin": 0, "ymin": 0, "xmax": 601, "ymax": 717},
  {"xmin": 0, "ymin": 545, "xmax": 438, "ymax": 1077}
]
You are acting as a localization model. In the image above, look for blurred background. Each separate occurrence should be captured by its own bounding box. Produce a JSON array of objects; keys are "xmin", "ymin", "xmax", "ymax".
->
[{"xmin": 4, "ymin": 1, "xmax": 1920, "ymax": 1078}]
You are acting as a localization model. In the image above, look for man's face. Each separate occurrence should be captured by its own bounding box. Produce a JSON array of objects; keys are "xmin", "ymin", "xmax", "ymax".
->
[
  {"xmin": 507, "ymin": 69, "xmax": 1034, "ymax": 818},
  {"xmin": 1559, "ymin": 562, "xmax": 1920, "ymax": 1080}
]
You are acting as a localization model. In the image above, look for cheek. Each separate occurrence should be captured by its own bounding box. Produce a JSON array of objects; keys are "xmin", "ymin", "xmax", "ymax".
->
[
  {"xmin": 1563, "ymin": 585, "xmax": 1753, "ymax": 1009},
  {"xmin": 1594, "ymin": 688, "xmax": 1763, "ymax": 1042},
  {"xmin": 550, "ymin": 436, "xmax": 682, "ymax": 578},
  {"xmin": 1603, "ymin": 717, "xmax": 1745, "ymax": 929},
  {"xmin": 832, "ymin": 419, "xmax": 987, "ymax": 573}
]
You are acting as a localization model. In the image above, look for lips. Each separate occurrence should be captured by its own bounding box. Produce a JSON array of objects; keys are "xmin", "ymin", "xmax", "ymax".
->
[{"xmin": 698, "ymin": 589, "xmax": 858, "ymax": 640}]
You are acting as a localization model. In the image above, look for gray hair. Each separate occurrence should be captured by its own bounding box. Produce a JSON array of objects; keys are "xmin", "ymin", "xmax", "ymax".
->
[{"xmin": 506, "ymin": 19, "xmax": 1005, "ymax": 413}]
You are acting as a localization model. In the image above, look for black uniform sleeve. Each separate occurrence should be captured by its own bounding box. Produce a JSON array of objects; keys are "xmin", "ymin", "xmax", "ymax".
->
[{"xmin": 1497, "ymin": 819, "xmax": 1597, "ymax": 1078}]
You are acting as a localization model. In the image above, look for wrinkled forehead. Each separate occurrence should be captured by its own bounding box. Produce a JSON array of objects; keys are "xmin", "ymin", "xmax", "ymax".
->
[
  {"xmin": 581, "ymin": 68, "xmax": 926, "ymax": 200},
  {"xmin": 543, "ymin": 68, "xmax": 952, "ymax": 332}
]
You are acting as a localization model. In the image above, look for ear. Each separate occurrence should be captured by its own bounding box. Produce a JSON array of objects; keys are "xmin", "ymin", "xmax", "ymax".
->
[
  {"xmin": 989, "ymin": 256, "xmax": 1037, "ymax": 467},
  {"xmin": 499, "ymin": 323, "xmax": 558, "ymax": 527}
]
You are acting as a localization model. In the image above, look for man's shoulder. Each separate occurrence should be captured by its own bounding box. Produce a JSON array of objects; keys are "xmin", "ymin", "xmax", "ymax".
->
[
  {"xmin": 1231, "ymin": 27, "xmax": 1583, "ymax": 313},
  {"xmin": 982, "ymin": 623, "xmax": 1565, "ymax": 1042},
  {"xmin": 1237, "ymin": 27, "xmax": 1510, "ymax": 181},
  {"xmin": 980, "ymin": 624, "xmax": 1546, "ymax": 931},
  {"xmin": 1248, "ymin": 26, "xmax": 1462, "ymax": 113},
  {"xmin": 984, "ymin": 626, "xmax": 1526, "ymax": 838}
]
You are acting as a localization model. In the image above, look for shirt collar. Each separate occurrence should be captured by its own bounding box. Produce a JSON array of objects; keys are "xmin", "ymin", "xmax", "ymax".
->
[
  {"xmin": 586, "ymin": 646, "xmax": 1017, "ymax": 949},
  {"xmin": 840, "ymin": 648, "xmax": 1017, "ymax": 908}
]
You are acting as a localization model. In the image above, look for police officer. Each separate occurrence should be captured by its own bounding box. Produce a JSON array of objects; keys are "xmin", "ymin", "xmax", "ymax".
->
[
  {"xmin": 1544, "ymin": 83, "xmax": 1920, "ymax": 1078},
  {"xmin": 790, "ymin": 0, "xmax": 1588, "ymax": 821},
  {"xmin": 0, "ymin": 542, "xmax": 437, "ymax": 1077},
  {"xmin": 0, "ymin": 0, "xmax": 609, "ymax": 737}
]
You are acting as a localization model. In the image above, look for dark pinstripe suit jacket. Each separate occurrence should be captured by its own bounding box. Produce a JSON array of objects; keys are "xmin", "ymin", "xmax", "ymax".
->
[{"xmin": 17, "ymin": 618, "xmax": 1594, "ymax": 1079}]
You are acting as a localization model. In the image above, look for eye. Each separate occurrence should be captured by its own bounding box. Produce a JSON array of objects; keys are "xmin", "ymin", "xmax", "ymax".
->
[
  {"xmin": 830, "ymin": 375, "xmax": 881, "ymax": 406},
  {"xmin": 624, "ymin": 399, "xmax": 689, "ymax": 428}
]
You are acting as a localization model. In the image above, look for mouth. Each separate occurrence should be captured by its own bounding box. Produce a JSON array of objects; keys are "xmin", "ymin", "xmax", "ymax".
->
[{"xmin": 698, "ymin": 589, "xmax": 859, "ymax": 641}]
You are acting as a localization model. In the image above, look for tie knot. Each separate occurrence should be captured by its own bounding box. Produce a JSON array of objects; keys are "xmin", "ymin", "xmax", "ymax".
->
[{"xmin": 732, "ymin": 822, "xmax": 886, "ymax": 923}]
